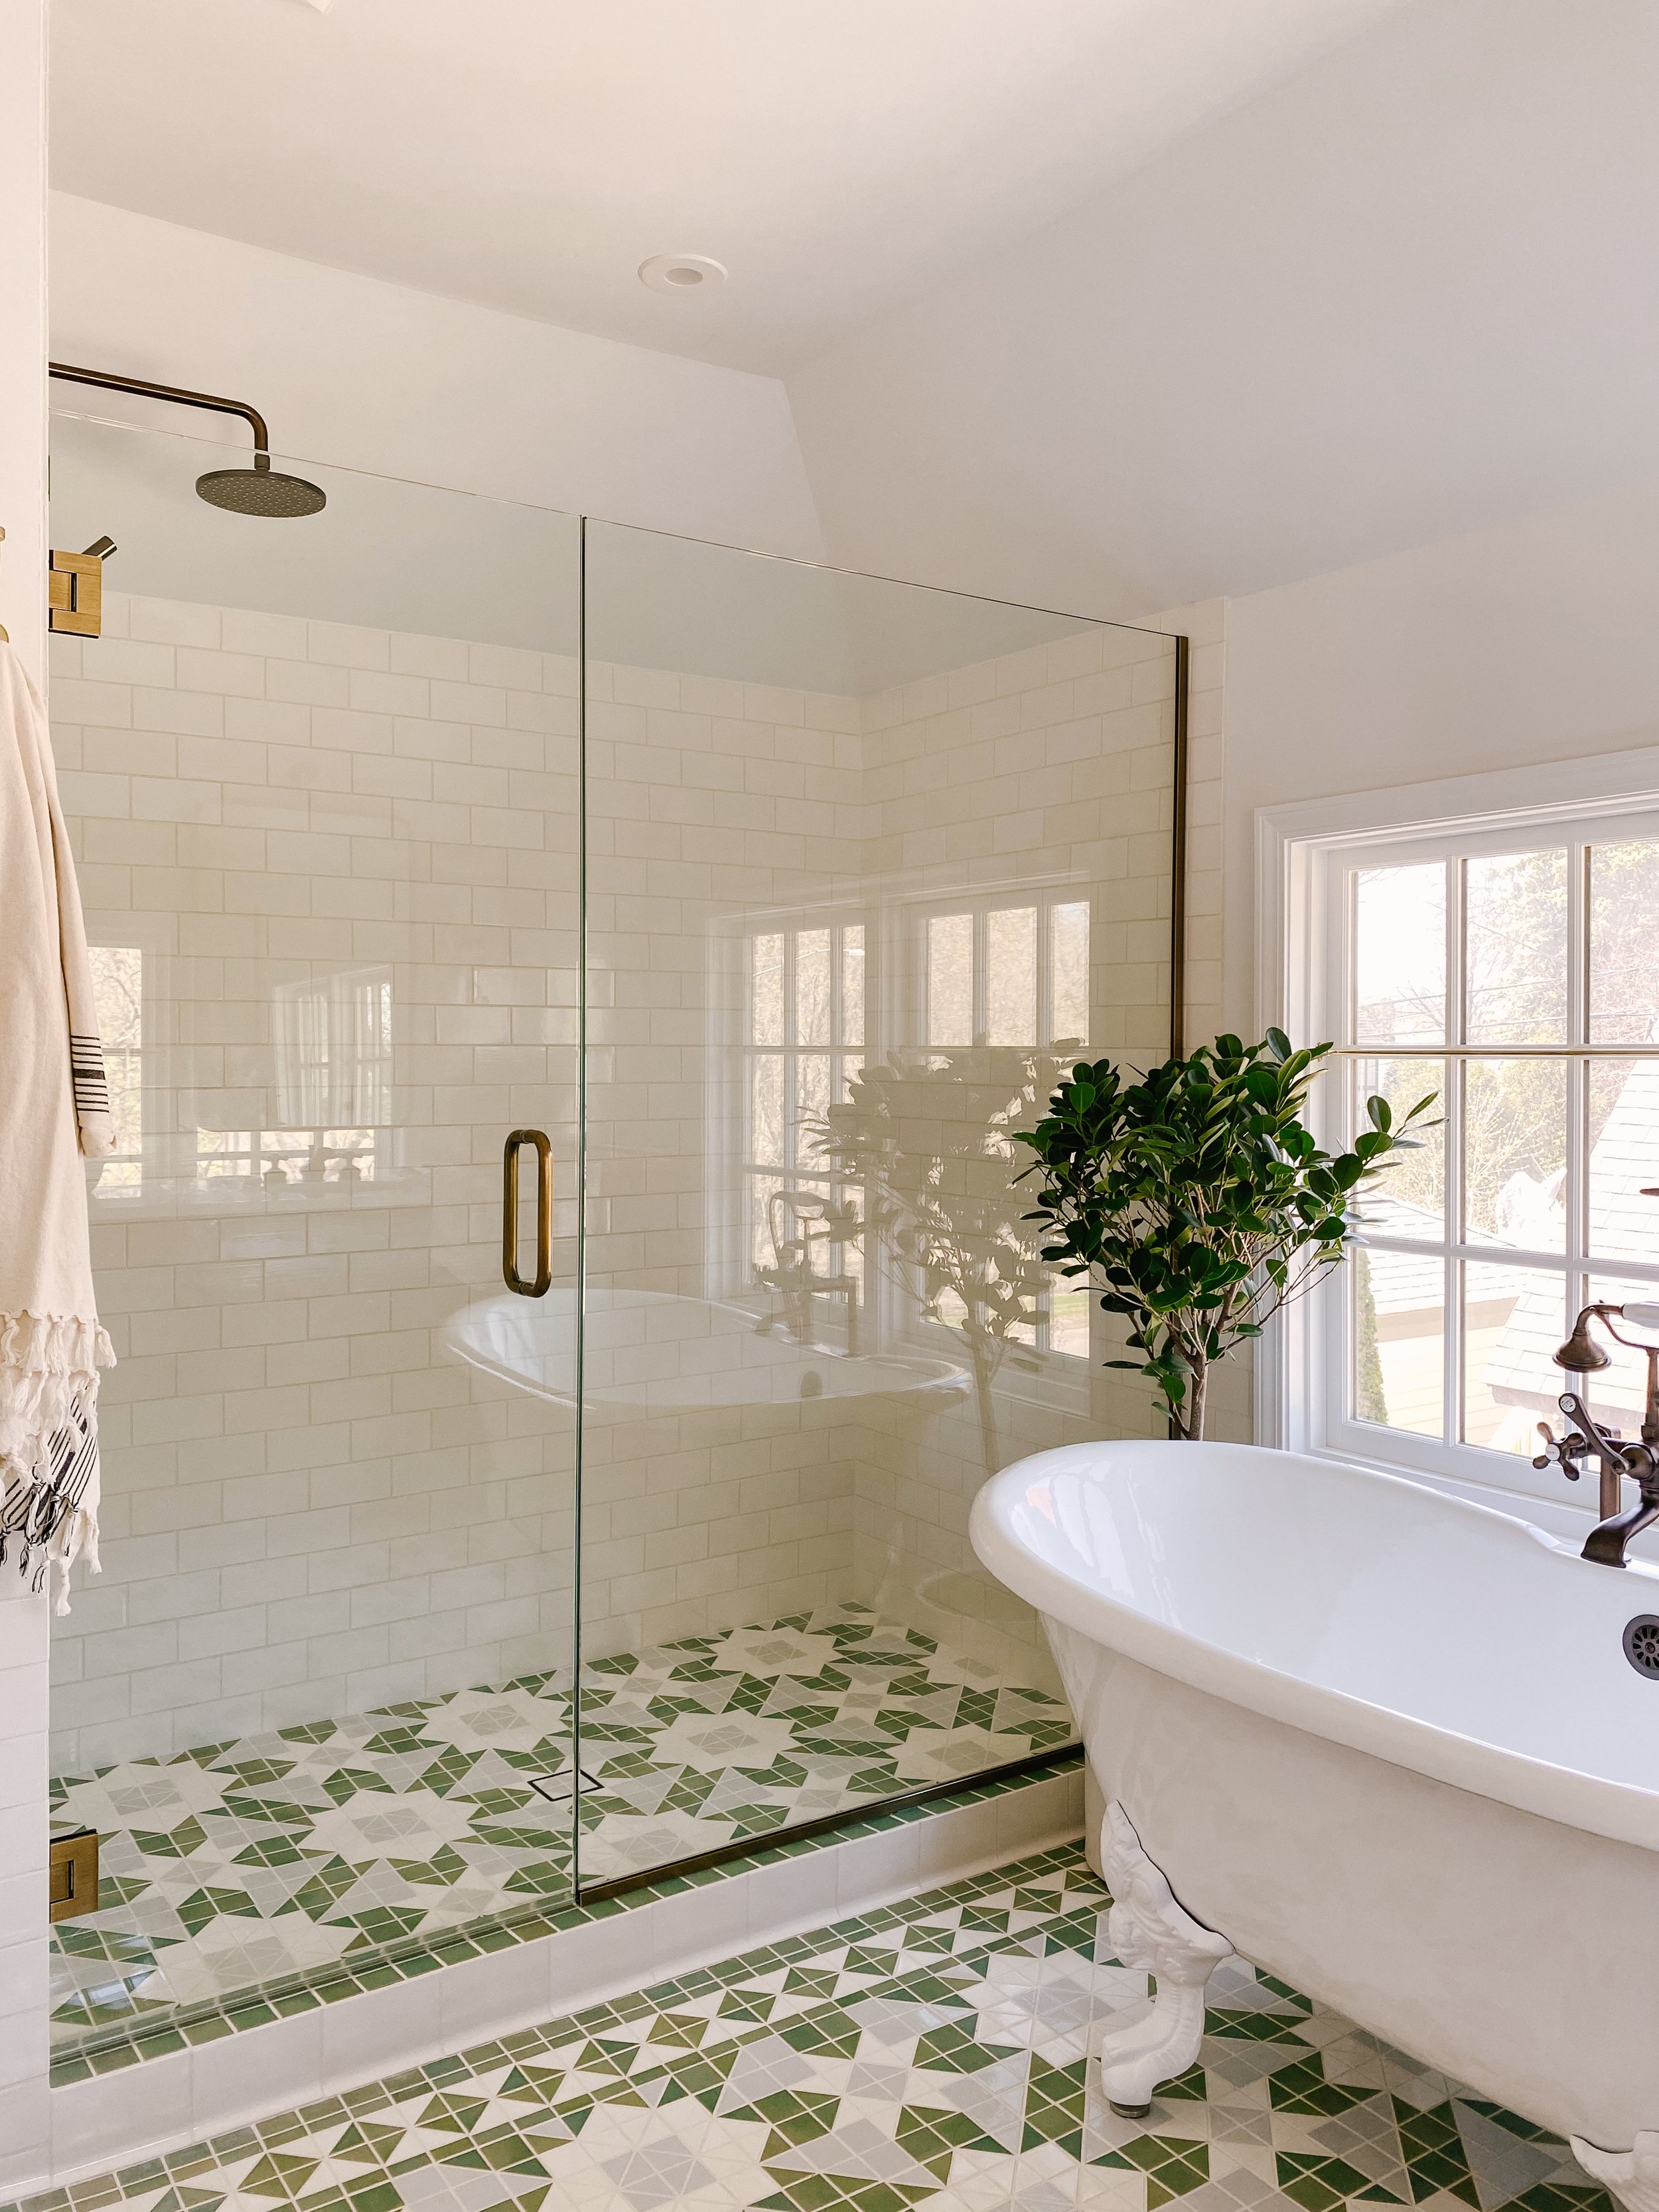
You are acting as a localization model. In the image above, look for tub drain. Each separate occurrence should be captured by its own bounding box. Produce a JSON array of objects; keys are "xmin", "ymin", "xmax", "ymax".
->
[{"xmin": 1623, "ymin": 1615, "xmax": 1659, "ymax": 1676}]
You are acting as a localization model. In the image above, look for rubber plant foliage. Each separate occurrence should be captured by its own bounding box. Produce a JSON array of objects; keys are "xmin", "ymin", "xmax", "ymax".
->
[{"xmin": 1015, "ymin": 1030, "xmax": 1435, "ymax": 1440}]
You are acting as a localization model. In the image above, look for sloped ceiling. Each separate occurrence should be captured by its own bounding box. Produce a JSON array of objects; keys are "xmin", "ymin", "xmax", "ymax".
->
[
  {"xmin": 786, "ymin": 0, "xmax": 1659, "ymax": 619},
  {"xmin": 49, "ymin": 0, "xmax": 1405, "ymax": 376}
]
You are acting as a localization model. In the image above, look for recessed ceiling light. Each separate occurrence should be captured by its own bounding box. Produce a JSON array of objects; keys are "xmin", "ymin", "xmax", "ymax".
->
[{"xmin": 638, "ymin": 254, "xmax": 727, "ymax": 295}]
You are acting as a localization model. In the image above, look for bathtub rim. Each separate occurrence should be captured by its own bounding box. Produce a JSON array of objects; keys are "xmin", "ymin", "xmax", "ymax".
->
[{"xmin": 971, "ymin": 1436, "xmax": 1659, "ymax": 1856}]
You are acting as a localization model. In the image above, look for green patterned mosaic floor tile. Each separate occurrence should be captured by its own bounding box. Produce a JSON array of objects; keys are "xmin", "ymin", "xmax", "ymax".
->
[
  {"xmin": 12, "ymin": 1842, "xmax": 1613, "ymax": 2212},
  {"xmin": 48, "ymin": 1605, "xmax": 1070, "ymax": 2046}
]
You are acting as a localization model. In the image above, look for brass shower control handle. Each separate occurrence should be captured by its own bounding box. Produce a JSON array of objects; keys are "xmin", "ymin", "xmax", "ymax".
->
[{"xmin": 502, "ymin": 1130, "xmax": 553, "ymax": 1297}]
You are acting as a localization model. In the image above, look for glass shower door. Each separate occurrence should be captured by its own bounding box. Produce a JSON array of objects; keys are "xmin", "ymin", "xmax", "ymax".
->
[
  {"xmin": 45, "ymin": 411, "xmax": 583, "ymax": 2053},
  {"xmin": 575, "ymin": 518, "xmax": 1180, "ymax": 1889}
]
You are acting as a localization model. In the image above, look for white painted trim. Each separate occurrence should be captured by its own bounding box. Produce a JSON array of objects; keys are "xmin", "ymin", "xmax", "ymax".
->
[
  {"xmin": 32, "ymin": 1768, "xmax": 1084, "ymax": 2196},
  {"xmin": 1254, "ymin": 748, "xmax": 1659, "ymax": 1459}
]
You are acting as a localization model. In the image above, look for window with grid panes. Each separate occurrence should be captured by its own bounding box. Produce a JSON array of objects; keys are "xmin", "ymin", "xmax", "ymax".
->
[
  {"xmin": 743, "ymin": 921, "xmax": 867, "ymax": 1312},
  {"xmin": 1317, "ymin": 818, "xmax": 1659, "ymax": 1494},
  {"xmin": 920, "ymin": 893, "xmax": 1092, "ymax": 1359}
]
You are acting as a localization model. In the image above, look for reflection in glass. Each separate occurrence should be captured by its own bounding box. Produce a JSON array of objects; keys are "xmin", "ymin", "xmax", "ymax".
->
[
  {"xmin": 752, "ymin": 932, "xmax": 784, "ymax": 1045},
  {"xmin": 88, "ymin": 944, "xmax": 143, "ymax": 1189},
  {"xmin": 1354, "ymin": 863, "xmax": 1445, "ymax": 1043},
  {"xmin": 1462, "ymin": 1260, "xmax": 1565, "ymax": 1453},
  {"xmin": 1352, "ymin": 1245, "xmax": 1444, "ymax": 1436},
  {"xmin": 796, "ymin": 928, "xmax": 831, "ymax": 1047},
  {"xmin": 1465, "ymin": 849, "xmax": 1567, "ymax": 1044},
  {"xmin": 928, "ymin": 912, "xmax": 974, "ymax": 1045},
  {"xmin": 1591, "ymin": 839, "xmax": 1659, "ymax": 1043},
  {"xmin": 842, "ymin": 926, "xmax": 865, "ymax": 1047},
  {"xmin": 1462, "ymin": 1057, "xmax": 1567, "ymax": 1251},
  {"xmin": 1050, "ymin": 902, "xmax": 1089, "ymax": 1047},
  {"xmin": 986, "ymin": 907, "xmax": 1037, "ymax": 1047}
]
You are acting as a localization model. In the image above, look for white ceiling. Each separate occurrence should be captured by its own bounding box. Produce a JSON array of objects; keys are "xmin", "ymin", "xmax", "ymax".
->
[{"xmin": 50, "ymin": 0, "xmax": 1406, "ymax": 376}]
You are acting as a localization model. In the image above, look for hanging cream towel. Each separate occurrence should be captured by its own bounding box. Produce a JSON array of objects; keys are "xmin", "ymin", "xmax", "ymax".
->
[{"xmin": 0, "ymin": 641, "xmax": 115, "ymax": 1611}]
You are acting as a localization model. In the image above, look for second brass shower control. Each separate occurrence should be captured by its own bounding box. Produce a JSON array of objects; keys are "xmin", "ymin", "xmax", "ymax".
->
[{"xmin": 502, "ymin": 1129, "xmax": 553, "ymax": 1297}]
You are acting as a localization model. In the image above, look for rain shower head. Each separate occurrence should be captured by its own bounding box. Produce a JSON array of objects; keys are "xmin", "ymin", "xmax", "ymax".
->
[
  {"xmin": 50, "ymin": 363, "xmax": 327, "ymax": 520},
  {"xmin": 196, "ymin": 457, "xmax": 326, "ymax": 518}
]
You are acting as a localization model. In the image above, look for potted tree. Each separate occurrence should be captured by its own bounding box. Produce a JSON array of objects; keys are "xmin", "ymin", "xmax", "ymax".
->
[{"xmin": 1015, "ymin": 1030, "xmax": 1435, "ymax": 1440}]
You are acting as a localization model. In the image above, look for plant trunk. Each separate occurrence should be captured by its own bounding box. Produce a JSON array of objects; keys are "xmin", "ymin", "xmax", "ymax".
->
[
  {"xmin": 1172, "ymin": 1357, "xmax": 1207, "ymax": 1441},
  {"xmin": 966, "ymin": 1329, "xmax": 1002, "ymax": 1475}
]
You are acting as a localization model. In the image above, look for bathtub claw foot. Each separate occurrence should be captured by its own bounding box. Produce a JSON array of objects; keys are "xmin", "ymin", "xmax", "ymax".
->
[
  {"xmin": 1571, "ymin": 2130, "xmax": 1659, "ymax": 2212},
  {"xmin": 1098, "ymin": 1802, "xmax": 1233, "ymax": 2112}
]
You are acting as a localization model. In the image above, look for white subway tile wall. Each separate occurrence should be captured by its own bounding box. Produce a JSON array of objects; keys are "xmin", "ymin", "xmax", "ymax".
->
[
  {"xmin": 49, "ymin": 590, "xmax": 1179, "ymax": 1772},
  {"xmin": 49, "ymin": 592, "xmax": 581, "ymax": 1775}
]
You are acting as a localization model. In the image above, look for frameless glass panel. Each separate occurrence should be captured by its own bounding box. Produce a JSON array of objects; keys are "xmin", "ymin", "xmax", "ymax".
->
[
  {"xmin": 1465, "ymin": 849, "xmax": 1568, "ymax": 1045},
  {"xmin": 47, "ymin": 411, "xmax": 581, "ymax": 2051},
  {"xmin": 580, "ymin": 520, "xmax": 1177, "ymax": 1886},
  {"xmin": 1352, "ymin": 1246, "xmax": 1444, "ymax": 1436},
  {"xmin": 1461, "ymin": 1260, "xmax": 1567, "ymax": 1453},
  {"xmin": 1354, "ymin": 863, "xmax": 1445, "ymax": 1044},
  {"xmin": 1463, "ymin": 1058, "xmax": 1568, "ymax": 1252},
  {"xmin": 1590, "ymin": 839, "xmax": 1659, "ymax": 1044}
]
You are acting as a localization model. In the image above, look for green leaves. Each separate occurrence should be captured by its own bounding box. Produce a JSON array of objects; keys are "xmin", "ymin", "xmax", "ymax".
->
[{"xmin": 1014, "ymin": 1034, "xmax": 1437, "ymax": 1438}]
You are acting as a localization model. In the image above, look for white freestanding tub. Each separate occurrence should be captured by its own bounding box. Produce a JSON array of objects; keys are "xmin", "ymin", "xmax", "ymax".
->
[{"xmin": 970, "ymin": 1438, "xmax": 1659, "ymax": 2207}]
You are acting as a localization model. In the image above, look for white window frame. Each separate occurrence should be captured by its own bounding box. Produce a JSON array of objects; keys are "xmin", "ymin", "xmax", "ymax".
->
[{"xmin": 1258, "ymin": 743, "xmax": 1659, "ymax": 1512}]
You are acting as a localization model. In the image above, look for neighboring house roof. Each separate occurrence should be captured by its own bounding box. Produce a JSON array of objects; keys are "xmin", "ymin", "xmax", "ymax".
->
[{"xmin": 1482, "ymin": 1057, "xmax": 1659, "ymax": 1426}]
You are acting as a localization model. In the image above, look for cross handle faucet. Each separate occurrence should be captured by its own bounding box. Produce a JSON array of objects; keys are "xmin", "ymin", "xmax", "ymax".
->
[{"xmin": 1532, "ymin": 1302, "xmax": 1659, "ymax": 1566}]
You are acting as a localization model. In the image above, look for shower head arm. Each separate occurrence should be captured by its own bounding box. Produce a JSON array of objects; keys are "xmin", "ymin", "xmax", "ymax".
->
[{"xmin": 49, "ymin": 363, "xmax": 273, "ymax": 469}]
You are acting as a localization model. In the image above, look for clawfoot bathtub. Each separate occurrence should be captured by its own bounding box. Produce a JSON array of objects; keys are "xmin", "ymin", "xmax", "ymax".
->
[{"xmin": 970, "ymin": 1438, "xmax": 1659, "ymax": 2209}]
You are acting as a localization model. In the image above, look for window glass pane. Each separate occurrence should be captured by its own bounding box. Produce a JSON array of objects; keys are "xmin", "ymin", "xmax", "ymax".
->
[
  {"xmin": 1585, "ymin": 1277, "xmax": 1659, "ymax": 1439},
  {"xmin": 1463, "ymin": 1058, "xmax": 1567, "ymax": 1252},
  {"xmin": 985, "ymin": 906, "xmax": 1037, "ymax": 1047},
  {"xmin": 751, "ymin": 1053, "xmax": 784, "ymax": 1164},
  {"xmin": 749, "ymin": 1171, "xmax": 784, "ymax": 1276},
  {"xmin": 796, "ymin": 1053, "xmax": 831, "ymax": 1157},
  {"xmin": 1355, "ymin": 863, "xmax": 1445, "ymax": 1044},
  {"xmin": 1048, "ymin": 1284, "xmax": 1090, "ymax": 1358},
  {"xmin": 841, "ymin": 924, "xmax": 865, "ymax": 1047},
  {"xmin": 752, "ymin": 932, "xmax": 784, "ymax": 1046},
  {"xmin": 1050, "ymin": 901, "xmax": 1090, "ymax": 1047},
  {"xmin": 1588, "ymin": 1057, "xmax": 1659, "ymax": 1266},
  {"xmin": 1462, "ymin": 1260, "xmax": 1566, "ymax": 1454},
  {"xmin": 838, "ymin": 1052, "xmax": 862, "ymax": 1107},
  {"xmin": 796, "ymin": 928, "xmax": 831, "ymax": 1047},
  {"xmin": 928, "ymin": 912, "xmax": 974, "ymax": 1046},
  {"xmin": 1353, "ymin": 1246, "xmax": 1443, "ymax": 1436},
  {"xmin": 1351, "ymin": 1057, "xmax": 1445, "ymax": 1239},
  {"xmin": 1590, "ymin": 839, "xmax": 1659, "ymax": 1044},
  {"xmin": 1465, "ymin": 849, "xmax": 1567, "ymax": 1045}
]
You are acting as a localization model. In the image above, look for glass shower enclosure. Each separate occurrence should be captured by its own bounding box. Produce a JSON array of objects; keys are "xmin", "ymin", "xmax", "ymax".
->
[{"xmin": 42, "ymin": 407, "xmax": 1183, "ymax": 2062}]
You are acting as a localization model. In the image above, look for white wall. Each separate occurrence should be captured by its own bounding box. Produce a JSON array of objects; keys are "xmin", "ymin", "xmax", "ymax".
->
[
  {"xmin": 1222, "ymin": 478, "xmax": 1659, "ymax": 1034},
  {"xmin": 0, "ymin": 1, "xmax": 52, "ymax": 2191},
  {"xmin": 49, "ymin": 194, "xmax": 827, "ymax": 563},
  {"xmin": 786, "ymin": 0, "xmax": 1659, "ymax": 625}
]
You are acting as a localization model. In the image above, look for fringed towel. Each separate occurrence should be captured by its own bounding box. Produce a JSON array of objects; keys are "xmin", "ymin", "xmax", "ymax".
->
[{"xmin": 0, "ymin": 642, "xmax": 115, "ymax": 1611}]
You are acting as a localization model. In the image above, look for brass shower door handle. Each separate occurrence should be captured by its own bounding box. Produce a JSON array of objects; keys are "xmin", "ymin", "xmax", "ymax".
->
[{"xmin": 502, "ymin": 1129, "xmax": 553, "ymax": 1297}]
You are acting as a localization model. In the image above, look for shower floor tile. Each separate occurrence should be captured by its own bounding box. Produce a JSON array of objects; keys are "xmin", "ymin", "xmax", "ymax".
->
[
  {"xmin": 48, "ymin": 1603, "xmax": 1071, "ymax": 2043},
  {"xmin": 15, "ymin": 1840, "xmax": 1615, "ymax": 2212}
]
